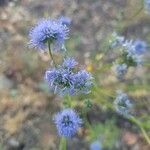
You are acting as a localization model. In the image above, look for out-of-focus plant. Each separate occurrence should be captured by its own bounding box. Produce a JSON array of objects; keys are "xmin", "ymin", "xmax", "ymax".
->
[
  {"xmin": 88, "ymin": 120, "xmax": 120, "ymax": 150},
  {"xmin": 145, "ymin": 0, "xmax": 150, "ymax": 14}
]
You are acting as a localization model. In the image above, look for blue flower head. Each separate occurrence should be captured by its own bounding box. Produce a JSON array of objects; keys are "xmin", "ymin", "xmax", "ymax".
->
[
  {"xmin": 73, "ymin": 70, "xmax": 93, "ymax": 94},
  {"xmin": 62, "ymin": 57, "xmax": 78, "ymax": 69},
  {"xmin": 54, "ymin": 109, "xmax": 82, "ymax": 137},
  {"xmin": 112, "ymin": 34, "xmax": 146, "ymax": 56},
  {"xmin": 111, "ymin": 32, "xmax": 125, "ymax": 48},
  {"xmin": 59, "ymin": 16, "xmax": 71, "ymax": 26},
  {"xmin": 111, "ymin": 35, "xmax": 144, "ymax": 66},
  {"xmin": 45, "ymin": 67, "xmax": 74, "ymax": 94},
  {"xmin": 90, "ymin": 141, "xmax": 102, "ymax": 150},
  {"xmin": 114, "ymin": 91, "xmax": 133, "ymax": 118},
  {"xmin": 133, "ymin": 40, "xmax": 147, "ymax": 55},
  {"xmin": 122, "ymin": 40, "xmax": 143, "ymax": 66},
  {"xmin": 45, "ymin": 57, "xmax": 93, "ymax": 95},
  {"xmin": 29, "ymin": 18, "xmax": 69, "ymax": 52},
  {"xmin": 144, "ymin": 0, "xmax": 150, "ymax": 14},
  {"xmin": 111, "ymin": 35, "xmax": 145, "ymax": 65},
  {"xmin": 122, "ymin": 39, "xmax": 134, "ymax": 54},
  {"xmin": 114, "ymin": 63, "xmax": 128, "ymax": 80}
]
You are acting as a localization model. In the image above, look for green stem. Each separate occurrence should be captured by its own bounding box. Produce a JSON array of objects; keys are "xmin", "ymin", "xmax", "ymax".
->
[
  {"xmin": 116, "ymin": 0, "xmax": 144, "ymax": 32},
  {"xmin": 127, "ymin": 0, "xmax": 144, "ymax": 20},
  {"xmin": 48, "ymin": 40, "xmax": 56, "ymax": 67},
  {"xmin": 59, "ymin": 137, "xmax": 67, "ymax": 150},
  {"xmin": 130, "ymin": 116, "xmax": 150, "ymax": 145},
  {"xmin": 81, "ymin": 103, "xmax": 92, "ymax": 129},
  {"xmin": 63, "ymin": 95, "xmax": 72, "ymax": 108},
  {"xmin": 67, "ymin": 95, "xmax": 72, "ymax": 107}
]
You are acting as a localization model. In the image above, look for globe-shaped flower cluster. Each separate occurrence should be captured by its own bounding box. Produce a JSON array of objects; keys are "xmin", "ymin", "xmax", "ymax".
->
[
  {"xmin": 114, "ymin": 91, "xmax": 133, "ymax": 118},
  {"xmin": 29, "ymin": 18, "xmax": 69, "ymax": 51},
  {"xmin": 45, "ymin": 57, "xmax": 93, "ymax": 95},
  {"xmin": 54, "ymin": 109, "xmax": 82, "ymax": 137}
]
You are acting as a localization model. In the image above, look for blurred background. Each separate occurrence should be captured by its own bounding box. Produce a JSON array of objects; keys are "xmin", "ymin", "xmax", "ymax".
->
[{"xmin": 0, "ymin": 0, "xmax": 150, "ymax": 150}]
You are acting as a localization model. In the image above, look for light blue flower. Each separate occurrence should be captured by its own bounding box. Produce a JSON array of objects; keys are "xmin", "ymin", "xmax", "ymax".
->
[
  {"xmin": 114, "ymin": 64, "xmax": 128, "ymax": 80},
  {"xmin": 114, "ymin": 91, "xmax": 133, "ymax": 118},
  {"xmin": 144, "ymin": 0, "xmax": 150, "ymax": 14},
  {"xmin": 59, "ymin": 16, "xmax": 71, "ymax": 26},
  {"xmin": 133, "ymin": 40, "xmax": 147, "ymax": 55},
  {"xmin": 90, "ymin": 141, "xmax": 102, "ymax": 150},
  {"xmin": 122, "ymin": 39, "xmax": 143, "ymax": 65},
  {"xmin": 29, "ymin": 18, "xmax": 69, "ymax": 52},
  {"xmin": 54, "ymin": 109, "xmax": 82, "ymax": 137},
  {"xmin": 111, "ymin": 34, "xmax": 143, "ymax": 66},
  {"xmin": 111, "ymin": 32, "xmax": 125, "ymax": 48}
]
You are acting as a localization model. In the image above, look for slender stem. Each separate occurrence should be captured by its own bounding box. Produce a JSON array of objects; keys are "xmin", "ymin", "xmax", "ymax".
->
[
  {"xmin": 134, "ymin": 5, "xmax": 143, "ymax": 18},
  {"xmin": 86, "ymin": 112, "xmax": 92, "ymax": 125},
  {"xmin": 67, "ymin": 94, "xmax": 72, "ymax": 107},
  {"xmin": 48, "ymin": 40, "xmax": 56, "ymax": 67},
  {"xmin": 81, "ymin": 104, "xmax": 92, "ymax": 128},
  {"xmin": 63, "ymin": 95, "xmax": 72, "ymax": 108},
  {"xmin": 59, "ymin": 137, "xmax": 67, "ymax": 150},
  {"xmin": 130, "ymin": 116, "xmax": 150, "ymax": 145},
  {"xmin": 116, "ymin": 0, "xmax": 144, "ymax": 32},
  {"xmin": 127, "ymin": 0, "xmax": 144, "ymax": 20}
]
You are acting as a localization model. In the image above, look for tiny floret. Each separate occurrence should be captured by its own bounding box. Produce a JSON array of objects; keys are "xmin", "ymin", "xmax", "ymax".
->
[
  {"xmin": 111, "ymin": 32, "xmax": 125, "ymax": 48},
  {"xmin": 62, "ymin": 57, "xmax": 78, "ymax": 69},
  {"xmin": 59, "ymin": 16, "xmax": 71, "ymax": 26},
  {"xmin": 29, "ymin": 18, "xmax": 69, "ymax": 51},
  {"xmin": 144, "ymin": 0, "xmax": 150, "ymax": 14},
  {"xmin": 73, "ymin": 70, "xmax": 93, "ymax": 94},
  {"xmin": 114, "ymin": 91, "xmax": 133, "ymax": 118},
  {"xmin": 90, "ymin": 141, "xmax": 102, "ymax": 150},
  {"xmin": 133, "ymin": 40, "xmax": 147, "ymax": 55},
  {"xmin": 54, "ymin": 109, "xmax": 82, "ymax": 137}
]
